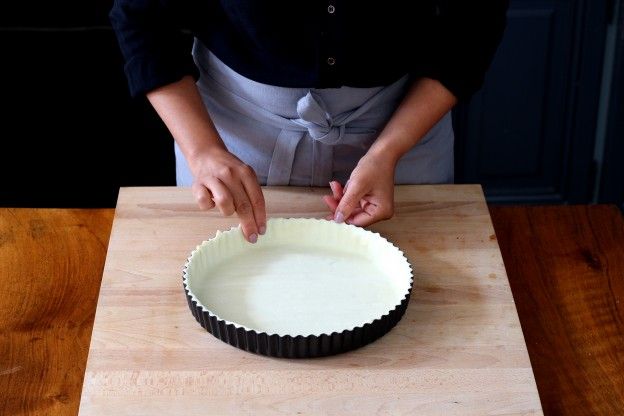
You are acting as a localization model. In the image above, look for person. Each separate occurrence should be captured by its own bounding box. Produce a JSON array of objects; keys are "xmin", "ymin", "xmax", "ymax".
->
[{"xmin": 110, "ymin": 1, "xmax": 509, "ymax": 243}]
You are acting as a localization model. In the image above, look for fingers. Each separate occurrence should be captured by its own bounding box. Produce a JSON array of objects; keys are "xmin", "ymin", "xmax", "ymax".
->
[
  {"xmin": 202, "ymin": 165, "xmax": 264, "ymax": 244},
  {"xmin": 334, "ymin": 180, "xmax": 366, "ymax": 223},
  {"xmin": 217, "ymin": 164, "xmax": 262, "ymax": 243},
  {"xmin": 325, "ymin": 179, "xmax": 392, "ymax": 226},
  {"xmin": 191, "ymin": 147, "xmax": 267, "ymax": 243},
  {"xmin": 323, "ymin": 181, "xmax": 343, "ymax": 218},
  {"xmin": 228, "ymin": 183, "xmax": 259, "ymax": 243},
  {"xmin": 345, "ymin": 202, "xmax": 377, "ymax": 227},
  {"xmin": 346, "ymin": 212, "xmax": 375, "ymax": 227},
  {"xmin": 240, "ymin": 167, "xmax": 267, "ymax": 235},
  {"xmin": 325, "ymin": 180, "xmax": 368, "ymax": 224},
  {"xmin": 326, "ymin": 207, "xmax": 365, "ymax": 223},
  {"xmin": 205, "ymin": 178, "xmax": 235, "ymax": 216},
  {"xmin": 192, "ymin": 182, "xmax": 215, "ymax": 210},
  {"xmin": 329, "ymin": 181, "xmax": 343, "ymax": 200},
  {"xmin": 348, "ymin": 200, "xmax": 393, "ymax": 227},
  {"xmin": 323, "ymin": 195, "xmax": 338, "ymax": 212}
]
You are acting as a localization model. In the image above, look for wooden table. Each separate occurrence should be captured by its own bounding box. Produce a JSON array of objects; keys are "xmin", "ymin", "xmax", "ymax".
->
[
  {"xmin": 489, "ymin": 205, "xmax": 624, "ymax": 414},
  {"xmin": 1, "ymin": 186, "xmax": 622, "ymax": 415}
]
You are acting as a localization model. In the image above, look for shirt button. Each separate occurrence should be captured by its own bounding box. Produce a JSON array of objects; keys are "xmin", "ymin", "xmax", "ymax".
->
[
  {"xmin": 327, "ymin": 5, "xmax": 335, "ymax": 14},
  {"xmin": 327, "ymin": 57, "xmax": 336, "ymax": 66}
]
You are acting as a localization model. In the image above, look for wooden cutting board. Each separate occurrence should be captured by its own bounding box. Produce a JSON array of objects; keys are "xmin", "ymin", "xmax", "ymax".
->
[{"xmin": 79, "ymin": 185, "xmax": 543, "ymax": 415}]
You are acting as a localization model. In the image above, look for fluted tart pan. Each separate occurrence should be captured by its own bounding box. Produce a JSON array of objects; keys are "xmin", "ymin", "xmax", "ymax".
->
[{"xmin": 183, "ymin": 218, "xmax": 413, "ymax": 358}]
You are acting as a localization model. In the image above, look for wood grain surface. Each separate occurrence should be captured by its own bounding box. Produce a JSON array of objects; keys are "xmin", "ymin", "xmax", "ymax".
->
[
  {"xmin": 3, "ymin": 195, "xmax": 622, "ymax": 415},
  {"xmin": 78, "ymin": 186, "xmax": 542, "ymax": 415},
  {"xmin": 490, "ymin": 205, "xmax": 624, "ymax": 415},
  {"xmin": 0, "ymin": 209, "xmax": 113, "ymax": 416}
]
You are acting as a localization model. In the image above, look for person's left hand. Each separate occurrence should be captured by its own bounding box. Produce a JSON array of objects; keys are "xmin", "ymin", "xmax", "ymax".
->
[{"xmin": 322, "ymin": 152, "xmax": 396, "ymax": 227}]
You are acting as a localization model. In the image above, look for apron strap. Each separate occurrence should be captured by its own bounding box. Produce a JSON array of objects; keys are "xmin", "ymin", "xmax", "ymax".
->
[{"xmin": 267, "ymin": 130, "xmax": 306, "ymax": 186}]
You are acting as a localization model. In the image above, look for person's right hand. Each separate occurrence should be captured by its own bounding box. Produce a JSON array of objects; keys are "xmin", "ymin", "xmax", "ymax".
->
[{"xmin": 189, "ymin": 146, "xmax": 266, "ymax": 243}]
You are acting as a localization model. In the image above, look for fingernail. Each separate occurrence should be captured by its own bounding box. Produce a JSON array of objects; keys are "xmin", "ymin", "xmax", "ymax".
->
[
  {"xmin": 259, "ymin": 225, "xmax": 266, "ymax": 235},
  {"xmin": 249, "ymin": 233, "xmax": 258, "ymax": 244},
  {"xmin": 334, "ymin": 211, "xmax": 345, "ymax": 223}
]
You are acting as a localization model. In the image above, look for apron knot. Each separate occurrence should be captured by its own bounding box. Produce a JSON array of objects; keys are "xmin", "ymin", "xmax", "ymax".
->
[{"xmin": 294, "ymin": 91, "xmax": 345, "ymax": 145}]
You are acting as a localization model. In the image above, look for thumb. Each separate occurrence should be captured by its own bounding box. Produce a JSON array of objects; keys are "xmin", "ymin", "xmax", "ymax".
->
[{"xmin": 335, "ymin": 180, "xmax": 365, "ymax": 223}]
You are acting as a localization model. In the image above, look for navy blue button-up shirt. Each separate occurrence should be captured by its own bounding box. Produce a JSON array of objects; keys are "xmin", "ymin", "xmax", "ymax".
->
[{"xmin": 109, "ymin": 0, "xmax": 508, "ymax": 99}]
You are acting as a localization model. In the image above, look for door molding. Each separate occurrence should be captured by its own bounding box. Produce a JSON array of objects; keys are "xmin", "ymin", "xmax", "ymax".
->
[
  {"xmin": 599, "ymin": 0, "xmax": 624, "ymax": 206},
  {"xmin": 455, "ymin": 0, "xmax": 609, "ymax": 204}
]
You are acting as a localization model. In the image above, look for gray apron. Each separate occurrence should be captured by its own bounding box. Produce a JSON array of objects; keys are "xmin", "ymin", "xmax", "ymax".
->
[{"xmin": 175, "ymin": 40, "xmax": 454, "ymax": 187}]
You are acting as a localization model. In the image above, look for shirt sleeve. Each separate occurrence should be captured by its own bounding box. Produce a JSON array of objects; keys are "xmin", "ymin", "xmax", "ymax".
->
[
  {"xmin": 109, "ymin": 0, "xmax": 200, "ymax": 97},
  {"xmin": 420, "ymin": 1, "xmax": 510, "ymax": 100}
]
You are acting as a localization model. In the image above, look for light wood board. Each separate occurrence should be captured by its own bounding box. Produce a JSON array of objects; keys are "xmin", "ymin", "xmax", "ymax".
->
[{"xmin": 79, "ymin": 185, "xmax": 543, "ymax": 415}]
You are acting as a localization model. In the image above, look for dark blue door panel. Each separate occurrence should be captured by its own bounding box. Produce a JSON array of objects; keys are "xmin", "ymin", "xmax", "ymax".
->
[{"xmin": 455, "ymin": 0, "xmax": 608, "ymax": 203}]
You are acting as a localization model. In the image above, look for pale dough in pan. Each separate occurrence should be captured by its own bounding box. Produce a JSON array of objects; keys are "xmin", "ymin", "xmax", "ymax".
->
[{"xmin": 184, "ymin": 218, "xmax": 412, "ymax": 336}]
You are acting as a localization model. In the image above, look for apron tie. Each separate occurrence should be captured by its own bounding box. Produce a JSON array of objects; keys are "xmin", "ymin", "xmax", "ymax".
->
[{"xmin": 294, "ymin": 91, "xmax": 345, "ymax": 145}]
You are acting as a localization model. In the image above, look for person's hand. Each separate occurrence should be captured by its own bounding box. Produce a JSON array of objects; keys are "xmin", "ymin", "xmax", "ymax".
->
[
  {"xmin": 322, "ymin": 152, "xmax": 396, "ymax": 227},
  {"xmin": 189, "ymin": 146, "xmax": 266, "ymax": 243}
]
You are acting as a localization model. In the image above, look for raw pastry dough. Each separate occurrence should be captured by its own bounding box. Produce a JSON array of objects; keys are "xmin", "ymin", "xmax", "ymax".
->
[{"xmin": 184, "ymin": 218, "xmax": 412, "ymax": 336}]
